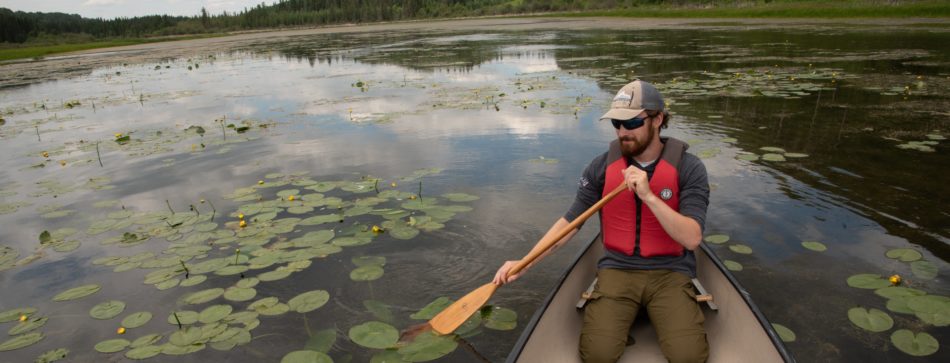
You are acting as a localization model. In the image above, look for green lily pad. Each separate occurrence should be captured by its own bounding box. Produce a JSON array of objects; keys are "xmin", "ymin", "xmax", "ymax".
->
[
  {"xmin": 397, "ymin": 331, "xmax": 458, "ymax": 362},
  {"xmin": 281, "ymin": 350, "xmax": 333, "ymax": 363},
  {"xmin": 906, "ymin": 295, "xmax": 950, "ymax": 326},
  {"xmin": 52, "ymin": 284, "xmax": 101, "ymax": 301},
  {"xmin": 723, "ymin": 260, "xmax": 743, "ymax": 271},
  {"xmin": 886, "ymin": 297, "xmax": 916, "ymax": 315},
  {"xmin": 911, "ymin": 260, "xmax": 938, "ymax": 279},
  {"xmin": 182, "ymin": 288, "xmax": 224, "ymax": 304},
  {"xmin": 0, "ymin": 307, "xmax": 36, "ymax": 323},
  {"xmin": 703, "ymin": 234, "xmax": 729, "ymax": 244},
  {"xmin": 35, "ymin": 347, "xmax": 69, "ymax": 362},
  {"xmin": 258, "ymin": 268, "xmax": 293, "ymax": 281},
  {"xmin": 236, "ymin": 277, "xmax": 260, "ymax": 288},
  {"xmin": 248, "ymin": 297, "xmax": 279, "ymax": 311},
  {"xmin": 483, "ymin": 306, "xmax": 517, "ymax": 330},
  {"xmin": 848, "ymin": 307, "xmax": 893, "ymax": 332},
  {"xmin": 760, "ymin": 146, "xmax": 786, "ymax": 153},
  {"xmin": 761, "ymin": 153, "xmax": 786, "ymax": 162},
  {"xmin": 0, "ymin": 332, "xmax": 43, "ymax": 351},
  {"xmin": 9, "ymin": 316, "xmax": 47, "ymax": 335},
  {"xmin": 363, "ymin": 300, "xmax": 394, "ymax": 324},
  {"xmin": 167, "ymin": 311, "xmax": 198, "ymax": 325},
  {"xmin": 125, "ymin": 345, "xmax": 162, "ymax": 360},
  {"xmin": 891, "ymin": 329, "xmax": 938, "ymax": 357},
  {"xmin": 349, "ymin": 321, "xmax": 398, "ymax": 349},
  {"xmin": 304, "ymin": 329, "xmax": 337, "ymax": 353},
  {"xmin": 180, "ymin": 275, "xmax": 208, "ymax": 287},
  {"xmin": 169, "ymin": 326, "xmax": 203, "ymax": 346},
  {"xmin": 388, "ymin": 225, "xmax": 420, "ymax": 240},
  {"xmin": 94, "ymin": 338, "xmax": 130, "ymax": 353},
  {"xmin": 736, "ymin": 153, "xmax": 759, "ymax": 161},
  {"xmin": 772, "ymin": 323, "xmax": 795, "ymax": 342},
  {"xmin": 258, "ymin": 303, "xmax": 290, "ymax": 316},
  {"xmin": 130, "ymin": 334, "xmax": 163, "ymax": 348},
  {"xmin": 332, "ymin": 236, "xmax": 372, "ymax": 247},
  {"xmin": 300, "ymin": 214, "xmax": 343, "ymax": 225},
  {"xmin": 224, "ymin": 287, "xmax": 257, "ymax": 302},
  {"xmin": 121, "ymin": 312, "xmax": 152, "ymax": 328},
  {"xmin": 886, "ymin": 248, "xmax": 922, "ymax": 262},
  {"xmin": 199, "ymin": 305, "xmax": 233, "ymax": 324},
  {"xmin": 442, "ymin": 193, "xmax": 479, "ymax": 202},
  {"xmin": 287, "ymin": 290, "xmax": 330, "ymax": 313},
  {"xmin": 874, "ymin": 287, "xmax": 926, "ymax": 299},
  {"xmin": 846, "ymin": 274, "xmax": 891, "ymax": 289},
  {"xmin": 411, "ymin": 297, "xmax": 452, "ymax": 320},
  {"xmin": 801, "ymin": 241, "xmax": 827, "ymax": 252},
  {"xmin": 728, "ymin": 244, "xmax": 752, "ymax": 254},
  {"xmin": 90, "ymin": 300, "xmax": 126, "ymax": 320},
  {"xmin": 350, "ymin": 265, "xmax": 384, "ymax": 281},
  {"xmin": 784, "ymin": 152, "xmax": 809, "ymax": 158}
]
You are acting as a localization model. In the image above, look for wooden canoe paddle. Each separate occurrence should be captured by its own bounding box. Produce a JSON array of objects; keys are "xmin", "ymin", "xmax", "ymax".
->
[{"xmin": 427, "ymin": 183, "xmax": 628, "ymax": 335}]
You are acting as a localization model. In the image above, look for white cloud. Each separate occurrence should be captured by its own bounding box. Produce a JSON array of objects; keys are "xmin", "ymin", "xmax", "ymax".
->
[{"xmin": 83, "ymin": 0, "xmax": 126, "ymax": 6}]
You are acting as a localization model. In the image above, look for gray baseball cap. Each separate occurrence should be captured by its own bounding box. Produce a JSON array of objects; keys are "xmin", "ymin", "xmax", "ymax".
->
[{"xmin": 599, "ymin": 80, "xmax": 664, "ymax": 121}]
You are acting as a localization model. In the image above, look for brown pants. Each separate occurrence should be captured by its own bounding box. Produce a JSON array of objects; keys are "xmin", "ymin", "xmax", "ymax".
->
[{"xmin": 579, "ymin": 268, "xmax": 708, "ymax": 363}]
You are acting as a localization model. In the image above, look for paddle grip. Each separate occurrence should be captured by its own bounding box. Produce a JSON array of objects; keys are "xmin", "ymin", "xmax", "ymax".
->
[{"xmin": 507, "ymin": 183, "xmax": 627, "ymax": 278}]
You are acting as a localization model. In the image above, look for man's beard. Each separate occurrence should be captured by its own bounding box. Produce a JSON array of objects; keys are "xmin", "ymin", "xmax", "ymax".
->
[{"xmin": 619, "ymin": 126, "xmax": 654, "ymax": 158}]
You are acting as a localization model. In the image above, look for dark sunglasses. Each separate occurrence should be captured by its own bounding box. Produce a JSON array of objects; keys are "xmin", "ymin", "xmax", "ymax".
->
[{"xmin": 610, "ymin": 116, "xmax": 648, "ymax": 130}]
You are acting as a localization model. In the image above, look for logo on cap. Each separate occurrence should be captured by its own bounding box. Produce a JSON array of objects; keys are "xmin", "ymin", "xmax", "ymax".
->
[
  {"xmin": 613, "ymin": 90, "xmax": 632, "ymax": 103},
  {"xmin": 660, "ymin": 188, "xmax": 673, "ymax": 200}
]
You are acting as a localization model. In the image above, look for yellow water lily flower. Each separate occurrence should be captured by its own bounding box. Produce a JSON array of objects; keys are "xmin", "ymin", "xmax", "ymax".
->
[
  {"xmin": 409, "ymin": 195, "xmax": 417, "ymax": 200},
  {"xmin": 391, "ymin": 182, "xmax": 397, "ymax": 187},
  {"xmin": 287, "ymin": 195, "xmax": 295, "ymax": 201},
  {"xmin": 114, "ymin": 133, "xmax": 123, "ymax": 138},
  {"xmin": 238, "ymin": 213, "xmax": 245, "ymax": 220},
  {"xmin": 258, "ymin": 180, "xmax": 264, "ymax": 185},
  {"xmin": 239, "ymin": 220, "xmax": 247, "ymax": 228},
  {"xmin": 200, "ymin": 199, "xmax": 205, "ymax": 204},
  {"xmin": 117, "ymin": 327, "xmax": 126, "ymax": 334},
  {"xmin": 59, "ymin": 160, "xmax": 66, "ymax": 166},
  {"xmin": 19, "ymin": 315, "xmax": 27, "ymax": 322},
  {"xmin": 372, "ymin": 225, "xmax": 383, "ymax": 233},
  {"xmin": 889, "ymin": 274, "xmax": 901, "ymax": 286},
  {"xmin": 42, "ymin": 151, "xmax": 49, "ymax": 158}
]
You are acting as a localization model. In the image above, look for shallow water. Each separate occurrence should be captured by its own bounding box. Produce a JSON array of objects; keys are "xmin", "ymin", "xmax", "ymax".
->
[{"xmin": 1, "ymin": 20, "xmax": 948, "ymax": 362}]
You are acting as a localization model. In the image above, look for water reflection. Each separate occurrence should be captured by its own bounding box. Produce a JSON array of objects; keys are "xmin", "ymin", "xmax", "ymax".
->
[{"xmin": 1, "ymin": 21, "xmax": 948, "ymax": 362}]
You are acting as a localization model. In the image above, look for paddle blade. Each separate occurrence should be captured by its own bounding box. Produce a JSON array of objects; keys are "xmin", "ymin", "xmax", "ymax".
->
[{"xmin": 429, "ymin": 283, "xmax": 498, "ymax": 335}]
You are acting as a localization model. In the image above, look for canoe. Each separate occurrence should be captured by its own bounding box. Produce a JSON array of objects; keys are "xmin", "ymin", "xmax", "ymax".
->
[{"xmin": 506, "ymin": 234, "xmax": 795, "ymax": 363}]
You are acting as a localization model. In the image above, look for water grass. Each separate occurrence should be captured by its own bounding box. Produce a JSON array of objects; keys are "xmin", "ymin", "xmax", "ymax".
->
[{"xmin": 552, "ymin": 0, "xmax": 950, "ymax": 19}]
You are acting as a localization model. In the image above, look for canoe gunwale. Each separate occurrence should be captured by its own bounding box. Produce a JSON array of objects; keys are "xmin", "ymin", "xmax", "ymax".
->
[{"xmin": 505, "ymin": 234, "xmax": 796, "ymax": 363}]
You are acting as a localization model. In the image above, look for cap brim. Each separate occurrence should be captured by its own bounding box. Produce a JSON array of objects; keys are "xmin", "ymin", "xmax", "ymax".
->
[{"xmin": 599, "ymin": 108, "xmax": 644, "ymax": 121}]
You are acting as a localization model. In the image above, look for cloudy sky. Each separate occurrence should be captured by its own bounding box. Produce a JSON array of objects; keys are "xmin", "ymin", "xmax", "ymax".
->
[{"xmin": 0, "ymin": 0, "xmax": 275, "ymax": 19}]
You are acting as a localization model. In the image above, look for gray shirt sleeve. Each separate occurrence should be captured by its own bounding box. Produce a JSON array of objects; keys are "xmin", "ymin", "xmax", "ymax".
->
[{"xmin": 677, "ymin": 153, "xmax": 710, "ymax": 232}]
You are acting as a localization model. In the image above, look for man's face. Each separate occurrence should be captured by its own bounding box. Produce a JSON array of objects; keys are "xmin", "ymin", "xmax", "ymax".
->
[{"xmin": 615, "ymin": 112, "xmax": 656, "ymax": 158}]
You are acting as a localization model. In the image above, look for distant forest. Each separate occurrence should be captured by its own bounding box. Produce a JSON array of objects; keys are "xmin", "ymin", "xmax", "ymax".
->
[{"xmin": 0, "ymin": 0, "xmax": 677, "ymax": 43}]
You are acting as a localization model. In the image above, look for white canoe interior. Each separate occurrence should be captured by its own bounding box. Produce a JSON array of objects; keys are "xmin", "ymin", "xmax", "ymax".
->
[{"xmin": 508, "ymin": 235, "xmax": 790, "ymax": 363}]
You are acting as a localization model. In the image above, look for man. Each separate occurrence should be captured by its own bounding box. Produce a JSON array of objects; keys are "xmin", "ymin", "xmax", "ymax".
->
[{"xmin": 493, "ymin": 80, "xmax": 710, "ymax": 363}]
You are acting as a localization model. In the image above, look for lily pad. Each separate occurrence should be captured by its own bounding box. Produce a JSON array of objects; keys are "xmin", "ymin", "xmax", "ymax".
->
[
  {"xmin": 199, "ymin": 305, "xmax": 233, "ymax": 324},
  {"xmin": 483, "ymin": 306, "xmax": 517, "ymax": 330},
  {"xmin": 846, "ymin": 274, "xmax": 891, "ymax": 289},
  {"xmin": 0, "ymin": 307, "xmax": 36, "ymax": 323},
  {"xmin": 304, "ymin": 329, "xmax": 337, "ymax": 353},
  {"xmin": 728, "ymin": 244, "xmax": 753, "ymax": 254},
  {"xmin": 180, "ymin": 275, "xmax": 208, "ymax": 287},
  {"xmin": 94, "ymin": 338, "xmax": 130, "ymax": 353},
  {"xmin": 388, "ymin": 225, "xmax": 420, "ymax": 240},
  {"xmin": 353, "ymin": 256, "xmax": 386, "ymax": 267},
  {"xmin": 886, "ymin": 248, "xmax": 922, "ymax": 262},
  {"xmin": 911, "ymin": 260, "xmax": 938, "ymax": 279},
  {"xmin": 397, "ymin": 331, "xmax": 458, "ymax": 361},
  {"xmin": 350, "ymin": 265, "xmax": 384, "ymax": 281},
  {"xmin": 723, "ymin": 260, "xmax": 743, "ymax": 271},
  {"xmin": 169, "ymin": 326, "xmax": 203, "ymax": 346},
  {"xmin": 761, "ymin": 153, "xmax": 786, "ymax": 162},
  {"xmin": 182, "ymin": 288, "xmax": 224, "ymax": 305},
  {"xmin": 258, "ymin": 268, "xmax": 293, "ymax": 282},
  {"xmin": 287, "ymin": 290, "xmax": 330, "ymax": 313},
  {"xmin": 0, "ymin": 332, "xmax": 43, "ymax": 351},
  {"xmin": 121, "ymin": 312, "xmax": 152, "ymax": 328},
  {"xmin": 8, "ymin": 316, "xmax": 47, "ymax": 335},
  {"xmin": 703, "ymin": 234, "xmax": 729, "ymax": 244},
  {"xmin": 772, "ymin": 323, "xmax": 795, "ymax": 342},
  {"xmin": 874, "ymin": 287, "xmax": 925, "ymax": 300},
  {"xmin": 411, "ymin": 297, "xmax": 452, "ymax": 320},
  {"xmin": 890, "ymin": 329, "xmax": 938, "ymax": 357},
  {"xmin": 167, "ymin": 311, "xmax": 199, "ymax": 325},
  {"xmin": 801, "ymin": 241, "xmax": 827, "ymax": 252},
  {"xmin": 281, "ymin": 350, "xmax": 333, "ymax": 363},
  {"xmin": 130, "ymin": 334, "xmax": 163, "ymax": 348},
  {"xmin": 784, "ymin": 152, "xmax": 809, "ymax": 158},
  {"xmin": 124, "ymin": 345, "xmax": 162, "ymax": 360},
  {"xmin": 847, "ymin": 307, "xmax": 893, "ymax": 332},
  {"xmin": 906, "ymin": 295, "xmax": 950, "ymax": 326},
  {"xmin": 442, "ymin": 193, "xmax": 479, "ymax": 202},
  {"xmin": 349, "ymin": 321, "xmax": 398, "ymax": 349},
  {"xmin": 224, "ymin": 287, "xmax": 257, "ymax": 302},
  {"xmin": 736, "ymin": 153, "xmax": 759, "ymax": 161},
  {"xmin": 90, "ymin": 300, "xmax": 127, "ymax": 320},
  {"xmin": 52, "ymin": 284, "xmax": 101, "ymax": 301},
  {"xmin": 760, "ymin": 146, "xmax": 786, "ymax": 153},
  {"xmin": 35, "ymin": 347, "xmax": 69, "ymax": 362}
]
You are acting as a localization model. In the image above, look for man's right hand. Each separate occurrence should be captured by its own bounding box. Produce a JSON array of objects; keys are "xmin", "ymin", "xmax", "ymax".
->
[{"xmin": 492, "ymin": 260, "xmax": 524, "ymax": 285}]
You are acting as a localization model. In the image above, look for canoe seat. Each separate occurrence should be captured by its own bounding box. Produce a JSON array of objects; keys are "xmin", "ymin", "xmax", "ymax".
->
[{"xmin": 576, "ymin": 277, "xmax": 718, "ymax": 310}]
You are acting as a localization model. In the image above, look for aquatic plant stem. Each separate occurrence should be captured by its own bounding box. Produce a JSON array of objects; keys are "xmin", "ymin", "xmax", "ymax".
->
[
  {"xmin": 206, "ymin": 199, "xmax": 216, "ymax": 221},
  {"xmin": 35, "ymin": 125, "xmax": 40, "ymax": 141},
  {"xmin": 166, "ymin": 200, "xmax": 174, "ymax": 214},
  {"xmin": 173, "ymin": 312, "xmax": 182, "ymax": 330},
  {"xmin": 418, "ymin": 180, "xmax": 423, "ymax": 202},
  {"xmin": 234, "ymin": 249, "xmax": 241, "ymax": 265},
  {"xmin": 96, "ymin": 141, "xmax": 103, "ymax": 167},
  {"xmin": 179, "ymin": 260, "xmax": 190, "ymax": 278}
]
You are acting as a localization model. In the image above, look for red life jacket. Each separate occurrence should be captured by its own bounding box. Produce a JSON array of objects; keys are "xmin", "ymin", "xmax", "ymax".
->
[{"xmin": 601, "ymin": 137, "xmax": 686, "ymax": 257}]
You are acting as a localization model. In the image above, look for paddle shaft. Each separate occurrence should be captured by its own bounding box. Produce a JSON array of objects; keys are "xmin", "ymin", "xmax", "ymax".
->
[{"xmin": 506, "ymin": 183, "xmax": 627, "ymax": 278}]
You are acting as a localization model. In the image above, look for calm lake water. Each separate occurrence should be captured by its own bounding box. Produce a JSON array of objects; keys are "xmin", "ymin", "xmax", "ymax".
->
[{"xmin": 1, "ymin": 18, "xmax": 948, "ymax": 362}]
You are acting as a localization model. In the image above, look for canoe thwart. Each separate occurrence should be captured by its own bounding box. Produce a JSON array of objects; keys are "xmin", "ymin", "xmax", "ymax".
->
[
  {"xmin": 692, "ymin": 278, "xmax": 719, "ymax": 310},
  {"xmin": 577, "ymin": 277, "xmax": 598, "ymax": 309}
]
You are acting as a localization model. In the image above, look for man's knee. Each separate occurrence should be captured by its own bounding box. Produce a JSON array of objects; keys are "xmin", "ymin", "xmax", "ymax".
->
[
  {"xmin": 660, "ymin": 333, "xmax": 708, "ymax": 363},
  {"xmin": 579, "ymin": 332, "xmax": 625, "ymax": 363}
]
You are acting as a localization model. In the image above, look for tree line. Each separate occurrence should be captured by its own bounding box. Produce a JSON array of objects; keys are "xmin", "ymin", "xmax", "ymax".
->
[{"xmin": 0, "ymin": 0, "xmax": 679, "ymax": 43}]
